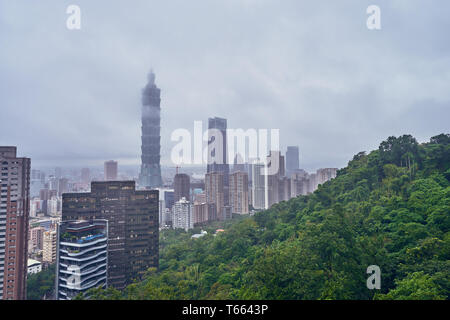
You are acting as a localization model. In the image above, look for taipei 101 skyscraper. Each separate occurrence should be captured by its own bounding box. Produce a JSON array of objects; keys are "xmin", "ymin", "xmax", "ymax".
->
[{"xmin": 139, "ymin": 70, "xmax": 163, "ymax": 188}]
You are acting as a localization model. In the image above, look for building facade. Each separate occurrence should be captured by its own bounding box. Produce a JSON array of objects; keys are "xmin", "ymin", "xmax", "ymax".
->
[
  {"xmin": 205, "ymin": 172, "xmax": 225, "ymax": 220},
  {"xmin": 173, "ymin": 173, "xmax": 190, "ymax": 203},
  {"xmin": 104, "ymin": 161, "xmax": 118, "ymax": 181},
  {"xmin": 55, "ymin": 219, "xmax": 108, "ymax": 300},
  {"xmin": 171, "ymin": 197, "xmax": 193, "ymax": 231},
  {"xmin": 207, "ymin": 117, "xmax": 229, "ymax": 206},
  {"xmin": 0, "ymin": 146, "xmax": 30, "ymax": 300},
  {"xmin": 251, "ymin": 163, "xmax": 266, "ymax": 210},
  {"xmin": 43, "ymin": 230, "xmax": 57, "ymax": 263},
  {"xmin": 286, "ymin": 146, "xmax": 300, "ymax": 177},
  {"xmin": 229, "ymin": 171, "xmax": 249, "ymax": 214},
  {"xmin": 27, "ymin": 259, "xmax": 42, "ymax": 275},
  {"xmin": 62, "ymin": 181, "xmax": 159, "ymax": 290}
]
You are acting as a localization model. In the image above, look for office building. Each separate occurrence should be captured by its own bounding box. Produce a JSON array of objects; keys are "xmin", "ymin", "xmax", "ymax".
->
[
  {"xmin": 155, "ymin": 188, "xmax": 174, "ymax": 227},
  {"xmin": 251, "ymin": 163, "xmax": 267, "ymax": 210},
  {"xmin": 0, "ymin": 146, "xmax": 30, "ymax": 300},
  {"xmin": 316, "ymin": 168, "xmax": 338, "ymax": 187},
  {"xmin": 104, "ymin": 161, "xmax": 118, "ymax": 181},
  {"xmin": 173, "ymin": 173, "xmax": 190, "ymax": 202},
  {"xmin": 62, "ymin": 181, "xmax": 159, "ymax": 290},
  {"xmin": 286, "ymin": 146, "xmax": 300, "ymax": 177},
  {"xmin": 207, "ymin": 117, "xmax": 229, "ymax": 206},
  {"xmin": 139, "ymin": 70, "xmax": 163, "ymax": 188}
]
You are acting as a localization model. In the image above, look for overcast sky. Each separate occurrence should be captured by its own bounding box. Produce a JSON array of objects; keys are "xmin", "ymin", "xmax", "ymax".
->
[{"xmin": 0, "ymin": 0, "xmax": 449, "ymax": 171}]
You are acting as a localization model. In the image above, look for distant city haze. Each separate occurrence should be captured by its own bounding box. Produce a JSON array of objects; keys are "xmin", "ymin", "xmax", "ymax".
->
[{"xmin": 1, "ymin": 1, "xmax": 449, "ymax": 172}]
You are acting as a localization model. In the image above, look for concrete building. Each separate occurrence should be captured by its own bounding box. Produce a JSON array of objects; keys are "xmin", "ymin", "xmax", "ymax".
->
[
  {"xmin": 56, "ymin": 219, "xmax": 108, "ymax": 300},
  {"xmin": 139, "ymin": 70, "xmax": 163, "ymax": 188},
  {"xmin": 0, "ymin": 146, "xmax": 30, "ymax": 300},
  {"xmin": 286, "ymin": 146, "xmax": 300, "ymax": 177},
  {"xmin": 43, "ymin": 230, "xmax": 57, "ymax": 263},
  {"xmin": 207, "ymin": 117, "xmax": 229, "ymax": 206},
  {"xmin": 172, "ymin": 197, "xmax": 193, "ymax": 231},
  {"xmin": 193, "ymin": 202, "xmax": 209, "ymax": 226},
  {"xmin": 229, "ymin": 171, "xmax": 249, "ymax": 214},
  {"xmin": 251, "ymin": 163, "xmax": 267, "ymax": 210},
  {"xmin": 205, "ymin": 172, "xmax": 225, "ymax": 220},
  {"xmin": 29, "ymin": 226, "xmax": 45, "ymax": 252},
  {"xmin": 290, "ymin": 170, "xmax": 309, "ymax": 198},
  {"xmin": 62, "ymin": 181, "xmax": 159, "ymax": 290},
  {"xmin": 104, "ymin": 161, "xmax": 118, "ymax": 181},
  {"xmin": 27, "ymin": 259, "xmax": 42, "ymax": 275},
  {"xmin": 173, "ymin": 173, "xmax": 190, "ymax": 203}
]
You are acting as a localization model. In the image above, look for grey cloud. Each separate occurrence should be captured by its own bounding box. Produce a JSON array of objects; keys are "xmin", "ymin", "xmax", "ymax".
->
[{"xmin": 0, "ymin": 0, "xmax": 449, "ymax": 171}]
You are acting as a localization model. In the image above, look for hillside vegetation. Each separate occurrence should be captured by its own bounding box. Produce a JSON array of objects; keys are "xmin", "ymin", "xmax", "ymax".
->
[{"xmin": 86, "ymin": 134, "xmax": 450, "ymax": 300}]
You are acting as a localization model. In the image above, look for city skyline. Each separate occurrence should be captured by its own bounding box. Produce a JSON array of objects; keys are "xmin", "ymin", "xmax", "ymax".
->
[{"xmin": 1, "ymin": 1, "xmax": 449, "ymax": 171}]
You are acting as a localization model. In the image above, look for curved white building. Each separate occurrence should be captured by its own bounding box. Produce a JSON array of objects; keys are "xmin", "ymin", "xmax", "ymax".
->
[{"xmin": 55, "ymin": 220, "xmax": 108, "ymax": 300}]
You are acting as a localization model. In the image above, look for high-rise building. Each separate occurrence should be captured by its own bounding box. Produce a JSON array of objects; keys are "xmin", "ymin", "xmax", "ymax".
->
[
  {"xmin": 30, "ymin": 170, "xmax": 45, "ymax": 198},
  {"xmin": 290, "ymin": 170, "xmax": 309, "ymax": 198},
  {"xmin": 58, "ymin": 178, "xmax": 69, "ymax": 196},
  {"xmin": 173, "ymin": 173, "xmax": 190, "ymax": 203},
  {"xmin": 42, "ymin": 230, "xmax": 57, "ymax": 263},
  {"xmin": 171, "ymin": 197, "xmax": 193, "ymax": 231},
  {"xmin": 286, "ymin": 146, "xmax": 300, "ymax": 177},
  {"xmin": 193, "ymin": 202, "xmax": 209, "ymax": 226},
  {"xmin": 0, "ymin": 146, "xmax": 30, "ymax": 300},
  {"xmin": 139, "ymin": 70, "xmax": 163, "ymax": 189},
  {"xmin": 164, "ymin": 190, "xmax": 175, "ymax": 211},
  {"xmin": 279, "ymin": 176, "xmax": 291, "ymax": 202},
  {"xmin": 39, "ymin": 188, "xmax": 57, "ymax": 216},
  {"xmin": 62, "ymin": 181, "xmax": 159, "ymax": 290},
  {"xmin": 55, "ymin": 219, "xmax": 108, "ymax": 300},
  {"xmin": 155, "ymin": 187, "xmax": 174, "ymax": 227},
  {"xmin": 251, "ymin": 163, "xmax": 267, "ymax": 210},
  {"xmin": 207, "ymin": 117, "xmax": 229, "ymax": 206},
  {"xmin": 229, "ymin": 171, "xmax": 249, "ymax": 214},
  {"xmin": 205, "ymin": 172, "xmax": 225, "ymax": 220},
  {"xmin": 267, "ymin": 151, "xmax": 285, "ymax": 208},
  {"xmin": 104, "ymin": 160, "xmax": 118, "ymax": 181},
  {"xmin": 80, "ymin": 168, "xmax": 90, "ymax": 185},
  {"xmin": 29, "ymin": 226, "xmax": 45, "ymax": 252}
]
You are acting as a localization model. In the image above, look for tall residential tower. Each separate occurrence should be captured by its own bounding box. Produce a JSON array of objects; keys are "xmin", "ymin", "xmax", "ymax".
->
[{"xmin": 0, "ymin": 147, "xmax": 30, "ymax": 300}]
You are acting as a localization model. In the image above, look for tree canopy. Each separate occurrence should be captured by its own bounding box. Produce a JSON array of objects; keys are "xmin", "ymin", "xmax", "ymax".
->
[{"xmin": 85, "ymin": 134, "xmax": 449, "ymax": 300}]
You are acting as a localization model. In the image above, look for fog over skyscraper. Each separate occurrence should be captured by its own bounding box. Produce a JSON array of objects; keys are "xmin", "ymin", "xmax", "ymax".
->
[{"xmin": 139, "ymin": 70, "xmax": 163, "ymax": 189}]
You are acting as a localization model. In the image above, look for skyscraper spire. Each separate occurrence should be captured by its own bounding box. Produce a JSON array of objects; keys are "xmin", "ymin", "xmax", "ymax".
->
[{"xmin": 139, "ymin": 69, "xmax": 163, "ymax": 188}]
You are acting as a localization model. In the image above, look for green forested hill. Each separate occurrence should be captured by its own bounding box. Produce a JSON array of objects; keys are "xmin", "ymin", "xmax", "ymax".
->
[{"xmin": 87, "ymin": 134, "xmax": 450, "ymax": 300}]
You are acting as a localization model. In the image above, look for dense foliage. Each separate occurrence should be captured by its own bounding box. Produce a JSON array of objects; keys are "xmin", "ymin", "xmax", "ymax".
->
[
  {"xmin": 87, "ymin": 134, "xmax": 450, "ymax": 300},
  {"xmin": 27, "ymin": 264, "xmax": 56, "ymax": 300}
]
